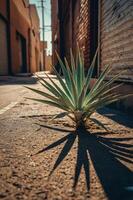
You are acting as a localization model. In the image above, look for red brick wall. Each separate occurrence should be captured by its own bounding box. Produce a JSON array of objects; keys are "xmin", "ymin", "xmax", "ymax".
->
[
  {"xmin": 0, "ymin": 0, "xmax": 41, "ymax": 75},
  {"xmin": 57, "ymin": 0, "xmax": 90, "ymax": 69},
  {"xmin": 51, "ymin": 0, "xmax": 60, "ymax": 66},
  {"xmin": 60, "ymin": 0, "xmax": 72, "ymax": 60},
  {"xmin": 29, "ymin": 5, "xmax": 40, "ymax": 73},
  {"xmin": 72, "ymin": 0, "xmax": 90, "ymax": 69},
  {"xmin": 9, "ymin": 1, "xmax": 41, "ymax": 74},
  {"xmin": 10, "ymin": 0, "xmax": 30, "ymax": 74}
]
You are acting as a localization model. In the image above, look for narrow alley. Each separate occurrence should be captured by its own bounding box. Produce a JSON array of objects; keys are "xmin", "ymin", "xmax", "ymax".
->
[
  {"xmin": 0, "ymin": 74, "xmax": 133, "ymax": 200},
  {"xmin": 0, "ymin": 0, "xmax": 133, "ymax": 200}
]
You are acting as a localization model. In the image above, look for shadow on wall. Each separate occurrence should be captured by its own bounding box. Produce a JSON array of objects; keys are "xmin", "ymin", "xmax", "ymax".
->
[{"xmin": 34, "ymin": 124, "xmax": 133, "ymax": 200}]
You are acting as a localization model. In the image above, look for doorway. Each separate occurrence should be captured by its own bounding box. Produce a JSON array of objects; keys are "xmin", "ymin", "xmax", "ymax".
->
[{"xmin": 18, "ymin": 33, "xmax": 27, "ymax": 73}]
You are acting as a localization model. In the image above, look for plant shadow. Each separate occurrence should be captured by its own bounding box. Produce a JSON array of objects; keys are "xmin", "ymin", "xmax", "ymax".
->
[
  {"xmin": 98, "ymin": 107, "xmax": 133, "ymax": 128},
  {"xmin": 35, "ymin": 126, "xmax": 133, "ymax": 200}
]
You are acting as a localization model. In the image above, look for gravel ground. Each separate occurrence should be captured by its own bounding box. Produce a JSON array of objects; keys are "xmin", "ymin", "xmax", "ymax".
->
[{"xmin": 0, "ymin": 81, "xmax": 133, "ymax": 200}]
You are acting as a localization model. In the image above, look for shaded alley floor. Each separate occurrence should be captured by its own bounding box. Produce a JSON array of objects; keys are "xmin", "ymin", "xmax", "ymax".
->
[{"xmin": 0, "ymin": 75, "xmax": 133, "ymax": 200}]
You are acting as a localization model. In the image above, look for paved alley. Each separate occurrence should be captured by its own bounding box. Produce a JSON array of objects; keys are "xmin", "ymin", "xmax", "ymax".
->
[{"xmin": 0, "ymin": 75, "xmax": 133, "ymax": 200}]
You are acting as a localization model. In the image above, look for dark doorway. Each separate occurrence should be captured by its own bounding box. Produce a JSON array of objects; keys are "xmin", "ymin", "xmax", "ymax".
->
[
  {"xmin": 17, "ymin": 33, "xmax": 27, "ymax": 73},
  {"xmin": 90, "ymin": 0, "xmax": 99, "ymax": 77}
]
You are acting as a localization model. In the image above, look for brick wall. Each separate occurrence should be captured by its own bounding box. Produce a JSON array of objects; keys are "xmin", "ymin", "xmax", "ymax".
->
[
  {"xmin": 0, "ymin": 0, "xmax": 9, "ymax": 75},
  {"xmin": 29, "ymin": 5, "xmax": 40, "ymax": 73},
  {"xmin": 72, "ymin": 0, "xmax": 90, "ymax": 69},
  {"xmin": 0, "ymin": 0, "xmax": 41, "ymax": 75},
  {"xmin": 10, "ymin": 0, "xmax": 30, "ymax": 74},
  {"xmin": 51, "ymin": 0, "xmax": 133, "ymax": 114},
  {"xmin": 51, "ymin": 0, "xmax": 60, "ymax": 67},
  {"xmin": 99, "ymin": 0, "xmax": 133, "ymax": 113},
  {"xmin": 9, "ymin": 0, "xmax": 41, "ymax": 74},
  {"xmin": 56, "ymin": 0, "xmax": 91, "ymax": 69},
  {"xmin": 100, "ymin": 0, "xmax": 133, "ymax": 81}
]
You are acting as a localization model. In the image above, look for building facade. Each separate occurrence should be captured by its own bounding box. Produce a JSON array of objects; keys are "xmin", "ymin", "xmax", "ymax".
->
[
  {"xmin": 0, "ymin": 0, "xmax": 10, "ymax": 75},
  {"xmin": 29, "ymin": 4, "xmax": 41, "ymax": 73},
  {"xmin": 45, "ymin": 54, "xmax": 52, "ymax": 72},
  {"xmin": 0, "ymin": 0, "xmax": 41, "ymax": 75},
  {"xmin": 51, "ymin": 0, "xmax": 60, "ymax": 71},
  {"xmin": 40, "ymin": 41, "xmax": 47, "ymax": 71},
  {"xmin": 51, "ymin": 0, "xmax": 133, "ymax": 113}
]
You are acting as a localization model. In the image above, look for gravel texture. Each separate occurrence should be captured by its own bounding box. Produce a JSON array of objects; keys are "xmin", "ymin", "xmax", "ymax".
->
[{"xmin": 0, "ymin": 80, "xmax": 133, "ymax": 200}]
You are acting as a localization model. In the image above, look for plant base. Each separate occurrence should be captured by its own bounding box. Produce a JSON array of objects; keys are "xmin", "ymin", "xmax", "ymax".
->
[{"xmin": 76, "ymin": 120, "xmax": 87, "ymax": 131}]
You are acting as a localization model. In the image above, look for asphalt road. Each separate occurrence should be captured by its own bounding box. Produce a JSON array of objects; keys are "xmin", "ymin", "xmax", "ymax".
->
[{"xmin": 0, "ymin": 76, "xmax": 37, "ymax": 110}]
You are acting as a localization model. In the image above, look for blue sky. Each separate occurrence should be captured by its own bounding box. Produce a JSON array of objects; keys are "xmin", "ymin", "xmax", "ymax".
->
[{"xmin": 29, "ymin": 0, "xmax": 51, "ymax": 55}]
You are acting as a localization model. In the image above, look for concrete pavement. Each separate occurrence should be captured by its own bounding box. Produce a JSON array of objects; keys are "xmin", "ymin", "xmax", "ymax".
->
[
  {"xmin": 0, "ymin": 76, "xmax": 37, "ymax": 110},
  {"xmin": 0, "ymin": 75, "xmax": 133, "ymax": 200}
]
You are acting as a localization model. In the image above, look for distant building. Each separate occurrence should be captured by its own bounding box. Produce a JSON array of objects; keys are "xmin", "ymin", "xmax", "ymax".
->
[
  {"xmin": 51, "ymin": 0, "xmax": 133, "ymax": 114},
  {"xmin": 0, "ymin": 0, "xmax": 45, "ymax": 75},
  {"xmin": 45, "ymin": 54, "xmax": 52, "ymax": 72},
  {"xmin": 40, "ymin": 41, "xmax": 47, "ymax": 71},
  {"xmin": 0, "ymin": 0, "xmax": 10, "ymax": 75},
  {"xmin": 51, "ymin": 0, "xmax": 60, "ymax": 71},
  {"xmin": 29, "ymin": 4, "xmax": 41, "ymax": 73}
]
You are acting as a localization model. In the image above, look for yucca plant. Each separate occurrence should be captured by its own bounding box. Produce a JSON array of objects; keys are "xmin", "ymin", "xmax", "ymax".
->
[{"xmin": 25, "ymin": 48, "xmax": 130, "ymax": 130}]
